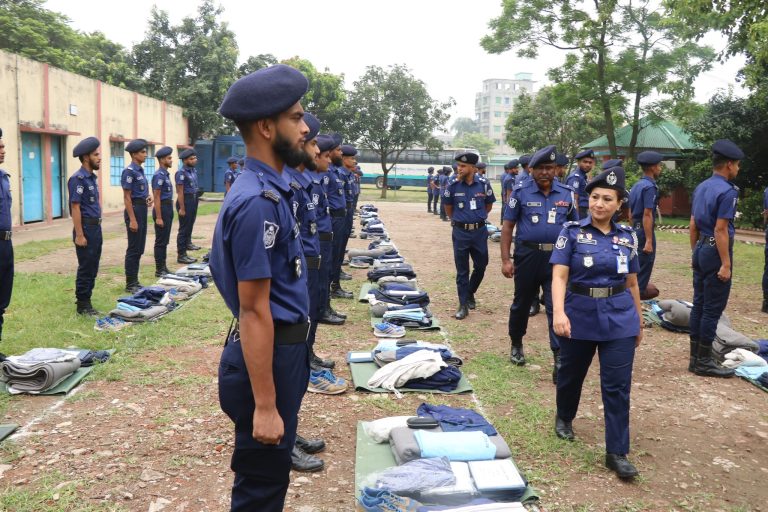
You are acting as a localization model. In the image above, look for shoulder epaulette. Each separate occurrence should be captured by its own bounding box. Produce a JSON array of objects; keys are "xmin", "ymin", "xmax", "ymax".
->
[
  {"xmin": 262, "ymin": 189, "xmax": 280, "ymax": 203},
  {"xmin": 290, "ymin": 180, "xmax": 301, "ymax": 190},
  {"xmin": 563, "ymin": 221, "xmax": 580, "ymax": 228},
  {"xmin": 618, "ymin": 224, "xmax": 633, "ymax": 232}
]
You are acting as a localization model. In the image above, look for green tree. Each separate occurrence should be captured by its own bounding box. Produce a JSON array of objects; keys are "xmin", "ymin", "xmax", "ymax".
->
[
  {"xmin": 453, "ymin": 132, "xmax": 495, "ymax": 158},
  {"xmin": 238, "ymin": 54, "xmax": 278, "ymax": 76},
  {"xmin": 504, "ymin": 86, "xmax": 604, "ymax": 158},
  {"xmin": 451, "ymin": 117, "xmax": 479, "ymax": 137},
  {"xmin": 345, "ymin": 64, "xmax": 454, "ymax": 198},
  {"xmin": 281, "ymin": 57, "xmax": 347, "ymax": 134}
]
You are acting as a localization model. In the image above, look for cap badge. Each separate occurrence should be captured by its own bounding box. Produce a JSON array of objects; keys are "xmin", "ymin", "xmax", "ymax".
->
[{"xmin": 607, "ymin": 172, "xmax": 617, "ymax": 186}]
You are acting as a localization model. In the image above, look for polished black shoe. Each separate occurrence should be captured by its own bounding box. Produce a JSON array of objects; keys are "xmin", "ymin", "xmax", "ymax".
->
[
  {"xmin": 154, "ymin": 266, "xmax": 172, "ymax": 278},
  {"xmin": 318, "ymin": 313, "xmax": 345, "ymax": 325},
  {"xmin": 186, "ymin": 243, "xmax": 202, "ymax": 251},
  {"xmin": 291, "ymin": 445, "xmax": 324, "ymax": 472},
  {"xmin": 555, "ymin": 416, "xmax": 574, "ymax": 441},
  {"xmin": 510, "ymin": 342, "xmax": 526, "ymax": 366},
  {"xmin": 454, "ymin": 304, "xmax": 469, "ymax": 320},
  {"xmin": 328, "ymin": 307, "xmax": 347, "ymax": 319},
  {"xmin": 466, "ymin": 294, "xmax": 476, "ymax": 310},
  {"xmin": 552, "ymin": 349, "xmax": 561, "ymax": 385},
  {"xmin": 605, "ymin": 453, "xmax": 639, "ymax": 479},
  {"xmin": 125, "ymin": 280, "xmax": 142, "ymax": 294},
  {"xmin": 311, "ymin": 352, "xmax": 336, "ymax": 370},
  {"xmin": 528, "ymin": 300, "xmax": 540, "ymax": 317},
  {"xmin": 331, "ymin": 287, "xmax": 353, "ymax": 299},
  {"xmin": 762, "ymin": 299, "xmax": 768, "ymax": 313},
  {"xmin": 296, "ymin": 435, "xmax": 326, "ymax": 454},
  {"xmin": 177, "ymin": 254, "xmax": 197, "ymax": 264},
  {"xmin": 693, "ymin": 343, "xmax": 735, "ymax": 378},
  {"xmin": 339, "ymin": 271, "xmax": 353, "ymax": 280},
  {"xmin": 76, "ymin": 301, "xmax": 101, "ymax": 317}
]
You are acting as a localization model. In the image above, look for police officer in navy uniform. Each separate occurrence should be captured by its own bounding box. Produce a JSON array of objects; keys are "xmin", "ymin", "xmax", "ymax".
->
[
  {"xmin": 340, "ymin": 144, "xmax": 358, "ymax": 246},
  {"xmin": 688, "ymin": 140, "xmax": 744, "ymax": 378},
  {"xmin": 550, "ymin": 165, "xmax": 643, "ymax": 480},
  {"xmin": 210, "ymin": 64, "xmax": 312, "ymax": 512},
  {"xmin": 0, "ymin": 128, "xmax": 13, "ymax": 343},
  {"xmin": 444, "ymin": 152, "xmax": 496, "ymax": 319},
  {"xmin": 430, "ymin": 167, "xmax": 441, "ymax": 214},
  {"xmin": 69, "ymin": 137, "xmax": 103, "ymax": 315},
  {"xmin": 501, "ymin": 159, "xmax": 519, "ymax": 222},
  {"xmin": 566, "ymin": 149, "xmax": 596, "ymax": 218},
  {"xmin": 501, "ymin": 145, "xmax": 578, "ymax": 378},
  {"xmin": 176, "ymin": 149, "xmax": 201, "ymax": 264},
  {"xmin": 514, "ymin": 154, "xmax": 532, "ymax": 187},
  {"xmin": 438, "ymin": 166, "xmax": 450, "ymax": 221},
  {"xmin": 327, "ymin": 135, "xmax": 353, "ymax": 298},
  {"xmin": 554, "ymin": 153, "xmax": 569, "ymax": 181},
  {"xmin": 224, "ymin": 156, "xmax": 239, "ymax": 194},
  {"xmin": 476, "ymin": 162, "xmax": 487, "ymax": 176},
  {"xmin": 426, "ymin": 167, "xmax": 435, "ymax": 212},
  {"xmin": 628, "ymin": 151, "xmax": 663, "ymax": 300},
  {"xmin": 121, "ymin": 139, "xmax": 152, "ymax": 293},
  {"xmin": 152, "ymin": 146, "xmax": 175, "ymax": 277},
  {"xmin": 763, "ymin": 184, "xmax": 768, "ymax": 313}
]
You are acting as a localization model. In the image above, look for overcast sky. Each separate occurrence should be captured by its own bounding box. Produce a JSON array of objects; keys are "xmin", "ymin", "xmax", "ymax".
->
[{"xmin": 47, "ymin": 0, "xmax": 746, "ymax": 129}]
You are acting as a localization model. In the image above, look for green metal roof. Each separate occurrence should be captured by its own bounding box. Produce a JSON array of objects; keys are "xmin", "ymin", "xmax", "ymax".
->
[{"xmin": 583, "ymin": 117, "xmax": 702, "ymax": 154}]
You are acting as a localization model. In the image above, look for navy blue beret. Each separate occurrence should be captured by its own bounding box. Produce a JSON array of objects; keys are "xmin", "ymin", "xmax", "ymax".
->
[
  {"xmin": 179, "ymin": 148, "xmax": 197, "ymax": 160},
  {"xmin": 636, "ymin": 151, "xmax": 663, "ymax": 166},
  {"xmin": 454, "ymin": 152, "xmax": 479, "ymax": 165},
  {"xmin": 316, "ymin": 134, "xmax": 335, "ymax": 153},
  {"xmin": 226, "ymin": 156, "xmax": 238, "ymax": 164},
  {"xmin": 555, "ymin": 153, "xmax": 569, "ymax": 166},
  {"xmin": 602, "ymin": 158, "xmax": 623, "ymax": 169},
  {"xmin": 125, "ymin": 139, "xmax": 148, "ymax": 153},
  {"xmin": 575, "ymin": 149, "xmax": 594, "ymax": 160},
  {"xmin": 504, "ymin": 159, "xmax": 519, "ymax": 170},
  {"xmin": 428, "ymin": 167, "xmax": 434, "ymax": 172},
  {"xmin": 219, "ymin": 64, "xmax": 309, "ymax": 121},
  {"xmin": 330, "ymin": 133, "xmax": 343, "ymax": 148},
  {"xmin": 73, "ymin": 137, "xmax": 100, "ymax": 157},
  {"xmin": 451, "ymin": 162, "xmax": 458, "ymax": 170},
  {"xmin": 238, "ymin": 159, "xmax": 245, "ymax": 166},
  {"xmin": 529, "ymin": 145, "xmax": 557, "ymax": 169},
  {"xmin": 477, "ymin": 162, "xmax": 487, "ymax": 170},
  {"xmin": 303, "ymin": 112, "xmax": 321, "ymax": 141},
  {"xmin": 341, "ymin": 144, "xmax": 358, "ymax": 157},
  {"xmin": 712, "ymin": 139, "xmax": 744, "ymax": 160},
  {"xmin": 155, "ymin": 146, "xmax": 173, "ymax": 159},
  {"xmin": 586, "ymin": 166, "xmax": 627, "ymax": 197},
  {"xmin": 442, "ymin": 166, "xmax": 452, "ymax": 173},
  {"xmin": 519, "ymin": 154, "xmax": 531, "ymax": 166}
]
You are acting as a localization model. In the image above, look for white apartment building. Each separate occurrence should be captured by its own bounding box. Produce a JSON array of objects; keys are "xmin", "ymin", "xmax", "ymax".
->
[{"xmin": 474, "ymin": 73, "xmax": 535, "ymax": 155}]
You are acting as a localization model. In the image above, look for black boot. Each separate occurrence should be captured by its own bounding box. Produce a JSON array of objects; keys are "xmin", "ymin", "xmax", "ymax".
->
[
  {"xmin": 455, "ymin": 304, "xmax": 469, "ymax": 320},
  {"xmin": 296, "ymin": 434, "xmax": 325, "ymax": 454},
  {"xmin": 310, "ymin": 348, "xmax": 336, "ymax": 370},
  {"xmin": 177, "ymin": 253, "xmax": 197, "ymax": 264},
  {"xmin": 186, "ymin": 243, "xmax": 202, "ymax": 251},
  {"xmin": 339, "ymin": 270, "xmax": 352, "ymax": 280},
  {"xmin": 762, "ymin": 299, "xmax": 768, "ymax": 313},
  {"xmin": 510, "ymin": 339, "xmax": 525, "ymax": 366},
  {"xmin": 155, "ymin": 264, "xmax": 171, "ymax": 278},
  {"xmin": 529, "ymin": 300, "xmax": 540, "ymax": 317},
  {"xmin": 125, "ymin": 277, "xmax": 141, "ymax": 294},
  {"xmin": 291, "ymin": 445, "xmax": 324, "ymax": 472},
  {"xmin": 605, "ymin": 454, "xmax": 639, "ymax": 479},
  {"xmin": 318, "ymin": 311, "xmax": 345, "ymax": 325},
  {"xmin": 76, "ymin": 300, "xmax": 101, "ymax": 317},
  {"xmin": 328, "ymin": 307, "xmax": 347, "ymax": 319},
  {"xmin": 688, "ymin": 337, "xmax": 698, "ymax": 373},
  {"xmin": 330, "ymin": 283, "xmax": 353, "ymax": 299},
  {"xmin": 552, "ymin": 349, "xmax": 561, "ymax": 385},
  {"xmin": 555, "ymin": 416, "xmax": 574, "ymax": 441},
  {"xmin": 693, "ymin": 341, "xmax": 735, "ymax": 378},
  {"xmin": 466, "ymin": 294, "xmax": 476, "ymax": 310}
]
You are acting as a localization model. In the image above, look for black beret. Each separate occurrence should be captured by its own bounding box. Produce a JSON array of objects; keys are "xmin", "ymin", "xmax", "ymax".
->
[
  {"xmin": 529, "ymin": 145, "xmax": 557, "ymax": 169},
  {"xmin": 602, "ymin": 158, "xmax": 623, "ymax": 169},
  {"xmin": 238, "ymin": 159, "xmax": 245, "ymax": 166},
  {"xmin": 454, "ymin": 151, "xmax": 479, "ymax": 165},
  {"xmin": 519, "ymin": 154, "xmax": 531, "ymax": 166},
  {"xmin": 504, "ymin": 159, "xmax": 519, "ymax": 170},
  {"xmin": 341, "ymin": 144, "xmax": 358, "ymax": 157},
  {"xmin": 636, "ymin": 151, "xmax": 663, "ymax": 166},
  {"xmin": 331, "ymin": 133, "xmax": 343, "ymax": 148},
  {"xmin": 427, "ymin": 166, "xmax": 434, "ymax": 172},
  {"xmin": 125, "ymin": 139, "xmax": 148, "ymax": 153},
  {"xmin": 155, "ymin": 146, "xmax": 173, "ymax": 159},
  {"xmin": 575, "ymin": 149, "xmax": 594, "ymax": 160},
  {"xmin": 451, "ymin": 162, "xmax": 458, "ymax": 170},
  {"xmin": 219, "ymin": 64, "xmax": 309, "ymax": 121},
  {"xmin": 555, "ymin": 153, "xmax": 569, "ymax": 166},
  {"xmin": 304, "ymin": 112, "xmax": 321, "ymax": 141},
  {"xmin": 712, "ymin": 139, "xmax": 744, "ymax": 161},
  {"xmin": 316, "ymin": 134, "xmax": 335, "ymax": 153},
  {"xmin": 226, "ymin": 156, "xmax": 238, "ymax": 164},
  {"xmin": 585, "ymin": 166, "xmax": 627, "ymax": 197},
  {"xmin": 477, "ymin": 162, "xmax": 487, "ymax": 170},
  {"xmin": 442, "ymin": 166, "xmax": 452, "ymax": 173},
  {"xmin": 72, "ymin": 137, "xmax": 100, "ymax": 158},
  {"xmin": 179, "ymin": 148, "xmax": 197, "ymax": 160}
]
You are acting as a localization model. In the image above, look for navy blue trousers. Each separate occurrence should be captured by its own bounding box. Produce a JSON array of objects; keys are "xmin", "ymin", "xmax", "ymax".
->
[
  {"xmin": 634, "ymin": 226, "xmax": 656, "ymax": 294},
  {"xmin": 218, "ymin": 333, "xmax": 309, "ymax": 512},
  {"xmin": 427, "ymin": 191, "xmax": 433, "ymax": 210},
  {"xmin": 439, "ymin": 196, "xmax": 447, "ymax": 220},
  {"xmin": 343, "ymin": 201, "xmax": 354, "ymax": 248},
  {"xmin": 176, "ymin": 194, "xmax": 198, "ymax": 253},
  {"xmin": 0, "ymin": 239, "xmax": 13, "ymax": 341},
  {"xmin": 329, "ymin": 213, "xmax": 346, "ymax": 285},
  {"xmin": 508, "ymin": 245, "xmax": 558, "ymax": 350},
  {"xmin": 305, "ymin": 262, "xmax": 321, "ymax": 348},
  {"xmin": 763, "ymin": 227, "xmax": 768, "ymax": 299},
  {"xmin": 318, "ymin": 236, "xmax": 333, "ymax": 314},
  {"xmin": 452, "ymin": 226, "xmax": 488, "ymax": 305},
  {"xmin": 431, "ymin": 192, "xmax": 439, "ymax": 212},
  {"xmin": 690, "ymin": 241, "xmax": 733, "ymax": 343},
  {"xmin": 556, "ymin": 336, "xmax": 636, "ymax": 455},
  {"xmin": 74, "ymin": 223, "xmax": 102, "ymax": 301},
  {"xmin": 153, "ymin": 203, "xmax": 174, "ymax": 268},
  {"xmin": 124, "ymin": 205, "xmax": 148, "ymax": 278}
]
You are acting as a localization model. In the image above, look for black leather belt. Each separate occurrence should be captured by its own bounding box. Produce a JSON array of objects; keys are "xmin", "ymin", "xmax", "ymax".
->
[
  {"xmin": 520, "ymin": 241, "xmax": 554, "ymax": 251},
  {"xmin": 698, "ymin": 235, "xmax": 716, "ymax": 246},
  {"xmin": 0, "ymin": 231, "xmax": 11, "ymax": 240},
  {"xmin": 82, "ymin": 217, "xmax": 101, "ymax": 225},
  {"xmin": 319, "ymin": 232, "xmax": 333, "ymax": 242},
  {"xmin": 184, "ymin": 193, "xmax": 197, "ymax": 197},
  {"xmin": 305, "ymin": 256, "xmax": 322, "ymax": 269},
  {"xmin": 451, "ymin": 221, "xmax": 485, "ymax": 231},
  {"xmin": 569, "ymin": 283, "xmax": 626, "ymax": 298},
  {"xmin": 330, "ymin": 208, "xmax": 346, "ymax": 218},
  {"xmin": 131, "ymin": 198, "xmax": 148, "ymax": 206},
  {"xmin": 161, "ymin": 200, "xmax": 173, "ymax": 205},
  {"xmin": 230, "ymin": 321, "xmax": 309, "ymax": 345}
]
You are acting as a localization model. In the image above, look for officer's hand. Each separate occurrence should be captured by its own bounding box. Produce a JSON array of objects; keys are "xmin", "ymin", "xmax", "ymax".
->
[
  {"xmin": 501, "ymin": 259, "xmax": 515, "ymax": 278},
  {"xmin": 129, "ymin": 219, "xmax": 138, "ymax": 232},
  {"xmin": 635, "ymin": 328, "xmax": 643, "ymax": 347},
  {"xmin": 156, "ymin": 218, "xmax": 164, "ymax": 228},
  {"xmin": 642, "ymin": 241, "xmax": 653, "ymax": 254},
  {"xmin": 252, "ymin": 407, "xmax": 284, "ymax": 445},
  {"xmin": 146, "ymin": 197, "xmax": 154, "ymax": 208},
  {"xmin": 717, "ymin": 265, "xmax": 732, "ymax": 282},
  {"xmin": 179, "ymin": 209, "xmax": 186, "ymax": 217},
  {"xmin": 75, "ymin": 234, "xmax": 87, "ymax": 247},
  {"xmin": 553, "ymin": 312, "xmax": 571, "ymax": 338}
]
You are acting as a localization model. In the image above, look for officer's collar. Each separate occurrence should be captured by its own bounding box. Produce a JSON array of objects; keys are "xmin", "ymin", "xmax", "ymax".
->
[
  {"xmin": 0, "ymin": 168, "xmax": 10, "ymax": 177},
  {"xmin": 642, "ymin": 175, "xmax": 656, "ymax": 184},
  {"xmin": 244, "ymin": 157, "xmax": 290, "ymax": 193},
  {"xmin": 285, "ymin": 166, "xmax": 311, "ymax": 188},
  {"xmin": 128, "ymin": 162, "xmax": 143, "ymax": 171},
  {"xmin": 183, "ymin": 165, "xmax": 195, "ymax": 172},
  {"xmin": 579, "ymin": 215, "xmax": 621, "ymax": 234},
  {"xmin": 157, "ymin": 167, "xmax": 170, "ymax": 175},
  {"xmin": 711, "ymin": 173, "xmax": 730, "ymax": 183}
]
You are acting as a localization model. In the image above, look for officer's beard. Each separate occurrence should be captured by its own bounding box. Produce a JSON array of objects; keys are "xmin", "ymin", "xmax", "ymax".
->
[
  {"xmin": 302, "ymin": 150, "xmax": 318, "ymax": 171},
  {"xmin": 273, "ymin": 131, "xmax": 306, "ymax": 168},
  {"xmin": 331, "ymin": 155, "xmax": 343, "ymax": 166}
]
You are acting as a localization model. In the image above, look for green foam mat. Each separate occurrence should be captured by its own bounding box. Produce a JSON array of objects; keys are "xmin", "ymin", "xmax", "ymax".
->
[
  {"xmin": 349, "ymin": 361, "xmax": 473, "ymax": 394},
  {"xmin": 358, "ymin": 283, "xmax": 376, "ymax": 302},
  {"xmin": 1, "ymin": 366, "xmax": 93, "ymax": 396},
  {"xmin": 354, "ymin": 422, "xmax": 540, "ymax": 504},
  {"xmin": 370, "ymin": 314, "xmax": 442, "ymax": 331},
  {"xmin": 0, "ymin": 424, "xmax": 18, "ymax": 442},
  {"xmin": 739, "ymin": 376, "xmax": 768, "ymax": 393}
]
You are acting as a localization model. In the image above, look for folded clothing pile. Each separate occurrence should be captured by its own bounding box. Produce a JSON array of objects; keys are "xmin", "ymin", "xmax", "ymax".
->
[
  {"xmin": 0, "ymin": 348, "xmax": 110, "ymax": 394},
  {"xmin": 110, "ymin": 286, "xmax": 177, "ymax": 322},
  {"xmin": 368, "ymin": 263, "xmax": 418, "ymax": 282},
  {"xmin": 374, "ymin": 346, "xmax": 462, "ymax": 368},
  {"xmin": 174, "ymin": 263, "xmax": 212, "ymax": 277},
  {"xmin": 367, "ymin": 348, "xmax": 464, "ymax": 396},
  {"xmin": 154, "ymin": 276, "xmax": 204, "ymax": 298}
]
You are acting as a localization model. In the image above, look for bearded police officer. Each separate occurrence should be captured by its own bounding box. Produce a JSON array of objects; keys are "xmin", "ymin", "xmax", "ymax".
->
[
  {"xmin": 152, "ymin": 146, "xmax": 175, "ymax": 277},
  {"xmin": 566, "ymin": 149, "xmax": 596, "ymax": 218},
  {"xmin": 122, "ymin": 139, "xmax": 152, "ymax": 293}
]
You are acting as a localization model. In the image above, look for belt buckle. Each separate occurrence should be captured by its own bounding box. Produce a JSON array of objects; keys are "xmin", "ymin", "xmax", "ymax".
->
[{"xmin": 591, "ymin": 288, "xmax": 610, "ymax": 298}]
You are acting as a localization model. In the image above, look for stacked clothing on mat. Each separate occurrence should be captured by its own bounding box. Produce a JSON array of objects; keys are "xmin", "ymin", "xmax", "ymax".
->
[
  {"xmin": 416, "ymin": 404, "xmax": 496, "ymax": 435},
  {"xmin": 374, "ymin": 346, "xmax": 462, "ymax": 368},
  {"xmin": 174, "ymin": 263, "xmax": 212, "ymax": 277},
  {"xmin": 0, "ymin": 348, "xmax": 87, "ymax": 394},
  {"xmin": 155, "ymin": 276, "xmax": 204, "ymax": 297},
  {"xmin": 110, "ymin": 286, "xmax": 178, "ymax": 322},
  {"xmin": 367, "ymin": 348, "xmax": 463, "ymax": 397},
  {"xmin": 389, "ymin": 427, "xmax": 511, "ymax": 464},
  {"xmin": 368, "ymin": 263, "xmax": 417, "ymax": 282}
]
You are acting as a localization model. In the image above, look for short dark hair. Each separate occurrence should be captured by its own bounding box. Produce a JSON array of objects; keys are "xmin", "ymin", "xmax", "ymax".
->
[{"xmin": 712, "ymin": 155, "xmax": 732, "ymax": 168}]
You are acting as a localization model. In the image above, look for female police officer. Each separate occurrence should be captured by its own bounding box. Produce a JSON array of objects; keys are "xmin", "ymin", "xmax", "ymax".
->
[{"xmin": 550, "ymin": 166, "xmax": 643, "ymax": 479}]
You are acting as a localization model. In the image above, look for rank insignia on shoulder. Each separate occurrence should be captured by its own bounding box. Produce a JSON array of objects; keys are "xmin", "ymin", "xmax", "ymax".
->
[
  {"xmin": 290, "ymin": 181, "xmax": 301, "ymax": 190},
  {"xmin": 563, "ymin": 221, "xmax": 579, "ymax": 227},
  {"xmin": 262, "ymin": 190, "xmax": 280, "ymax": 203}
]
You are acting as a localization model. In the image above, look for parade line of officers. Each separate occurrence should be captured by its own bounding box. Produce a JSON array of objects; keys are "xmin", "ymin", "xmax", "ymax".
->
[{"xmin": 0, "ymin": 62, "xmax": 766, "ymax": 510}]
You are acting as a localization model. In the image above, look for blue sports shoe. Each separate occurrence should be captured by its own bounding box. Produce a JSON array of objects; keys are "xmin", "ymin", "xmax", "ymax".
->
[
  {"xmin": 308, "ymin": 369, "xmax": 347, "ymax": 395},
  {"xmin": 358, "ymin": 487, "xmax": 421, "ymax": 511}
]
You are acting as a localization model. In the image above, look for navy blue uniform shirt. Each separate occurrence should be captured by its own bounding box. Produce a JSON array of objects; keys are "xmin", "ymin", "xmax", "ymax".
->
[
  {"xmin": 312, "ymin": 171, "xmax": 332, "ymax": 233},
  {"xmin": 514, "ymin": 169, "xmax": 530, "ymax": 188},
  {"xmin": 285, "ymin": 167, "xmax": 320, "ymax": 257},
  {"xmin": 340, "ymin": 167, "xmax": 354, "ymax": 202},
  {"xmin": 0, "ymin": 169, "xmax": 11, "ymax": 231},
  {"xmin": 443, "ymin": 175, "xmax": 496, "ymax": 223},
  {"xmin": 175, "ymin": 166, "xmax": 199, "ymax": 194},
  {"xmin": 209, "ymin": 158, "xmax": 308, "ymax": 323},
  {"xmin": 151, "ymin": 168, "xmax": 174, "ymax": 201},
  {"xmin": 691, "ymin": 174, "xmax": 739, "ymax": 238},
  {"xmin": 565, "ymin": 168, "xmax": 589, "ymax": 208},
  {"xmin": 550, "ymin": 217, "xmax": 640, "ymax": 341},
  {"xmin": 326, "ymin": 165, "xmax": 347, "ymax": 210},
  {"xmin": 68, "ymin": 167, "xmax": 101, "ymax": 218},
  {"xmin": 628, "ymin": 176, "xmax": 658, "ymax": 223},
  {"xmin": 504, "ymin": 180, "xmax": 578, "ymax": 242},
  {"xmin": 121, "ymin": 162, "xmax": 148, "ymax": 199}
]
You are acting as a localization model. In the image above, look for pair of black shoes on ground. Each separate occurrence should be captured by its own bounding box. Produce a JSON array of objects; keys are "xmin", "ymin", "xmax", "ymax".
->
[
  {"xmin": 178, "ymin": 244, "xmax": 202, "ymax": 264},
  {"xmin": 454, "ymin": 294, "xmax": 476, "ymax": 320},
  {"xmin": 331, "ymin": 285, "xmax": 353, "ymax": 299},
  {"xmin": 292, "ymin": 435, "xmax": 326, "ymax": 472},
  {"xmin": 554, "ymin": 417, "xmax": 639, "ymax": 479},
  {"xmin": 154, "ymin": 266, "xmax": 172, "ymax": 278},
  {"xmin": 76, "ymin": 300, "xmax": 101, "ymax": 317},
  {"xmin": 319, "ymin": 307, "xmax": 346, "ymax": 325}
]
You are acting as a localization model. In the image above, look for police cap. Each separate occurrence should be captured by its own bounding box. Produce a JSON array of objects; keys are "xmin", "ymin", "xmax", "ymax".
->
[
  {"xmin": 330, "ymin": 133, "xmax": 343, "ymax": 149},
  {"xmin": 427, "ymin": 167, "xmax": 434, "ymax": 172},
  {"xmin": 602, "ymin": 158, "xmax": 623, "ymax": 169},
  {"xmin": 341, "ymin": 144, "xmax": 358, "ymax": 157},
  {"xmin": 125, "ymin": 139, "xmax": 148, "ymax": 154},
  {"xmin": 477, "ymin": 162, "xmax": 487, "ymax": 170},
  {"xmin": 519, "ymin": 154, "xmax": 531, "ymax": 166},
  {"xmin": 179, "ymin": 148, "xmax": 197, "ymax": 160},
  {"xmin": 226, "ymin": 156, "xmax": 238, "ymax": 164},
  {"xmin": 219, "ymin": 64, "xmax": 309, "ymax": 121},
  {"xmin": 155, "ymin": 146, "xmax": 173, "ymax": 159},
  {"xmin": 555, "ymin": 153, "xmax": 569, "ymax": 166},
  {"xmin": 316, "ymin": 134, "xmax": 335, "ymax": 153},
  {"xmin": 529, "ymin": 145, "xmax": 557, "ymax": 169},
  {"xmin": 73, "ymin": 137, "xmax": 100, "ymax": 158},
  {"xmin": 712, "ymin": 139, "xmax": 744, "ymax": 161},
  {"xmin": 454, "ymin": 152, "xmax": 479, "ymax": 165},
  {"xmin": 585, "ymin": 166, "xmax": 627, "ymax": 197},
  {"xmin": 504, "ymin": 159, "xmax": 519, "ymax": 170},
  {"xmin": 574, "ymin": 149, "xmax": 594, "ymax": 160},
  {"xmin": 303, "ymin": 112, "xmax": 321, "ymax": 141},
  {"xmin": 636, "ymin": 151, "xmax": 663, "ymax": 166}
]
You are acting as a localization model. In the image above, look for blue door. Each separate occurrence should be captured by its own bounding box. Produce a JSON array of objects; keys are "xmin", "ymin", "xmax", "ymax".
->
[
  {"xmin": 21, "ymin": 132, "xmax": 44, "ymax": 222},
  {"xmin": 214, "ymin": 142, "xmax": 234, "ymax": 193},
  {"xmin": 50, "ymin": 136, "xmax": 63, "ymax": 218}
]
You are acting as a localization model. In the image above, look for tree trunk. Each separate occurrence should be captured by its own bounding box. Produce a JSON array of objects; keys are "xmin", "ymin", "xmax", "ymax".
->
[
  {"xmin": 596, "ymin": 22, "xmax": 617, "ymax": 158},
  {"xmin": 627, "ymin": 41, "xmax": 649, "ymax": 160},
  {"xmin": 380, "ymin": 160, "xmax": 388, "ymax": 199}
]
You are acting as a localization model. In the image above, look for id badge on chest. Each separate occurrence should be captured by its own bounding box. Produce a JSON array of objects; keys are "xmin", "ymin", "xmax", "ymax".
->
[
  {"xmin": 547, "ymin": 209, "xmax": 557, "ymax": 224},
  {"xmin": 469, "ymin": 198, "xmax": 477, "ymax": 210},
  {"xmin": 617, "ymin": 253, "xmax": 629, "ymax": 274}
]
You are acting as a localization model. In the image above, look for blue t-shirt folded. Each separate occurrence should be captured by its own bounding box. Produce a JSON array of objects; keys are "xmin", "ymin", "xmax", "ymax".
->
[
  {"xmin": 417, "ymin": 403, "xmax": 497, "ymax": 436},
  {"xmin": 414, "ymin": 430, "xmax": 496, "ymax": 461},
  {"xmin": 406, "ymin": 365, "xmax": 462, "ymax": 392}
]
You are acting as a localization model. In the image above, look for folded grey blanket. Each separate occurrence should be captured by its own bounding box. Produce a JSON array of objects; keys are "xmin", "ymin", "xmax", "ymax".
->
[
  {"xmin": 347, "ymin": 248, "xmax": 389, "ymax": 258},
  {"xmin": 109, "ymin": 305, "xmax": 168, "ymax": 322},
  {"xmin": 389, "ymin": 426, "xmax": 512, "ymax": 465},
  {"xmin": 1, "ymin": 358, "xmax": 81, "ymax": 393}
]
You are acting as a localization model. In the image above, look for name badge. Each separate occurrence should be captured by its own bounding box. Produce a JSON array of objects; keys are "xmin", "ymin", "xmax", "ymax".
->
[
  {"xmin": 547, "ymin": 210, "xmax": 557, "ymax": 224},
  {"xmin": 531, "ymin": 215, "xmax": 539, "ymax": 224},
  {"xmin": 583, "ymin": 255, "xmax": 594, "ymax": 267},
  {"xmin": 617, "ymin": 253, "xmax": 629, "ymax": 274},
  {"xmin": 470, "ymin": 198, "xmax": 477, "ymax": 210}
]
